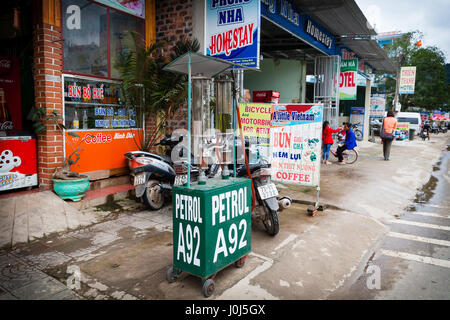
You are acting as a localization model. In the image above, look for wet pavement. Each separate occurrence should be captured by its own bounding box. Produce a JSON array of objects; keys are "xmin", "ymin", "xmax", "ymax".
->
[{"xmin": 330, "ymin": 146, "xmax": 450, "ymax": 299}]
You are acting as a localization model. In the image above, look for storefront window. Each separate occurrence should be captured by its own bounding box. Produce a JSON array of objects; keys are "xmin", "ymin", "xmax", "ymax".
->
[
  {"xmin": 62, "ymin": 0, "xmax": 145, "ymax": 79},
  {"xmin": 110, "ymin": 11, "xmax": 145, "ymax": 78},
  {"xmin": 63, "ymin": 76, "xmax": 140, "ymax": 130},
  {"xmin": 62, "ymin": 0, "xmax": 108, "ymax": 77}
]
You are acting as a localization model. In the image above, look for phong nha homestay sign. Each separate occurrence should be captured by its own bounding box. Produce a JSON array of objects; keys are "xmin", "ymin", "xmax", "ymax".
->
[{"xmin": 205, "ymin": 0, "xmax": 260, "ymax": 68}]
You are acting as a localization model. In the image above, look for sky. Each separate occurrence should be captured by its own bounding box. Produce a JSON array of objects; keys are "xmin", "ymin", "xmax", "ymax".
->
[{"xmin": 355, "ymin": 0, "xmax": 450, "ymax": 63}]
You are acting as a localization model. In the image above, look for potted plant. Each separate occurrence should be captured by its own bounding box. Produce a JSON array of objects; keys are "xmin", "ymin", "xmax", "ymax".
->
[{"xmin": 32, "ymin": 108, "xmax": 93, "ymax": 201}]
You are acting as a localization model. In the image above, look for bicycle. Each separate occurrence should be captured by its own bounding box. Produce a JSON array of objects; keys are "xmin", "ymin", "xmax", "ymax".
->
[{"xmin": 329, "ymin": 142, "xmax": 358, "ymax": 164}]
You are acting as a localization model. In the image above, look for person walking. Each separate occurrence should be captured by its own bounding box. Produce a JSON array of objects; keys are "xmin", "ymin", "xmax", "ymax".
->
[
  {"xmin": 336, "ymin": 122, "xmax": 357, "ymax": 164},
  {"xmin": 381, "ymin": 110, "xmax": 397, "ymax": 161},
  {"xmin": 322, "ymin": 121, "xmax": 341, "ymax": 164}
]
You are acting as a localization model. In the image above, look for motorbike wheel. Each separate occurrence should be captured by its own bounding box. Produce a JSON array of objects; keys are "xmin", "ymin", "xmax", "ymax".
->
[
  {"xmin": 142, "ymin": 180, "xmax": 165, "ymax": 210},
  {"xmin": 262, "ymin": 204, "xmax": 279, "ymax": 236},
  {"xmin": 354, "ymin": 129, "xmax": 363, "ymax": 141}
]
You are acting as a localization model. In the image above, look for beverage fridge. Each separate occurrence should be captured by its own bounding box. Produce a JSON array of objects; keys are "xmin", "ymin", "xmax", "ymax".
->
[{"xmin": 0, "ymin": 136, "xmax": 38, "ymax": 191}]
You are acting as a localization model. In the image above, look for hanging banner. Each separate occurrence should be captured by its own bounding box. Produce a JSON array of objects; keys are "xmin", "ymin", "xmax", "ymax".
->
[
  {"xmin": 93, "ymin": 0, "xmax": 145, "ymax": 18},
  {"xmin": 370, "ymin": 93, "xmax": 386, "ymax": 119},
  {"xmin": 339, "ymin": 59, "xmax": 358, "ymax": 100},
  {"xmin": 205, "ymin": 0, "xmax": 260, "ymax": 68},
  {"xmin": 269, "ymin": 104, "xmax": 323, "ymax": 187},
  {"xmin": 399, "ymin": 66, "xmax": 416, "ymax": 94}
]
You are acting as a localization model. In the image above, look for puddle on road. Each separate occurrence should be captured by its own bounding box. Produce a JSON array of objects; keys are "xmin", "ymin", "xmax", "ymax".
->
[
  {"xmin": 413, "ymin": 175, "xmax": 438, "ymax": 204},
  {"xmin": 410, "ymin": 156, "xmax": 443, "ymax": 207}
]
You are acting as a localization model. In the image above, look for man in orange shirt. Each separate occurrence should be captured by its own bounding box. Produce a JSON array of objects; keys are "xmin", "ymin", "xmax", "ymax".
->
[{"xmin": 381, "ymin": 110, "xmax": 397, "ymax": 160}]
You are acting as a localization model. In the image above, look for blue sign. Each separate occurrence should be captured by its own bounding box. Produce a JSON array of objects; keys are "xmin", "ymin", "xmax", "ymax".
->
[
  {"xmin": 260, "ymin": 0, "xmax": 336, "ymax": 56},
  {"xmin": 205, "ymin": 0, "xmax": 261, "ymax": 68}
]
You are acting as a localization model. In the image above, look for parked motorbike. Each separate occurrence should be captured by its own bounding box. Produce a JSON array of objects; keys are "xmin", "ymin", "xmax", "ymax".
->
[
  {"xmin": 431, "ymin": 125, "xmax": 440, "ymax": 134},
  {"xmin": 124, "ymin": 135, "xmax": 204, "ymax": 210},
  {"xmin": 438, "ymin": 125, "xmax": 448, "ymax": 133},
  {"xmin": 234, "ymin": 161, "xmax": 280, "ymax": 236}
]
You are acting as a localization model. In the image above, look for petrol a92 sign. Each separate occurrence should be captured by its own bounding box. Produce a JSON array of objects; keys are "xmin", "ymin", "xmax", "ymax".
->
[
  {"xmin": 205, "ymin": 0, "xmax": 260, "ymax": 68},
  {"xmin": 172, "ymin": 178, "xmax": 252, "ymax": 278}
]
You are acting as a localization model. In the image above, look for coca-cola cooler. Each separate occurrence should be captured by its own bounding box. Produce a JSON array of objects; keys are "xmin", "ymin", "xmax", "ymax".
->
[
  {"xmin": 0, "ymin": 136, "xmax": 38, "ymax": 191},
  {"xmin": 252, "ymin": 90, "xmax": 280, "ymax": 104}
]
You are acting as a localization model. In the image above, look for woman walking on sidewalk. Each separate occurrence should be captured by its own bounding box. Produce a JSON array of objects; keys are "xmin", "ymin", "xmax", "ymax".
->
[
  {"xmin": 322, "ymin": 121, "xmax": 342, "ymax": 164},
  {"xmin": 381, "ymin": 110, "xmax": 397, "ymax": 161}
]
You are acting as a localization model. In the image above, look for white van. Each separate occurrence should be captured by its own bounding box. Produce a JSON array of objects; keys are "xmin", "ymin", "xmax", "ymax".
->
[{"xmin": 396, "ymin": 112, "xmax": 422, "ymax": 134}]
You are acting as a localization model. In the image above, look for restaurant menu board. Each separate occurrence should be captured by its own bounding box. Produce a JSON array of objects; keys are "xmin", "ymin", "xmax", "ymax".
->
[
  {"xmin": 63, "ymin": 76, "xmax": 142, "ymax": 174},
  {"xmin": 64, "ymin": 76, "xmax": 140, "ymax": 130}
]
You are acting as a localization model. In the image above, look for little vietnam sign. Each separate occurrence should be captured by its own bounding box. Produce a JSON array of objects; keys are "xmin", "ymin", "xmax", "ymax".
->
[
  {"xmin": 399, "ymin": 66, "xmax": 416, "ymax": 94},
  {"xmin": 205, "ymin": 0, "xmax": 260, "ymax": 68},
  {"xmin": 270, "ymin": 104, "xmax": 323, "ymax": 187},
  {"xmin": 340, "ymin": 59, "xmax": 358, "ymax": 100},
  {"xmin": 172, "ymin": 178, "xmax": 252, "ymax": 278}
]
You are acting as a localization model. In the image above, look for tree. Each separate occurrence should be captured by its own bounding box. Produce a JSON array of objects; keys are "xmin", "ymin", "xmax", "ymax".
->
[
  {"xmin": 377, "ymin": 30, "xmax": 450, "ymax": 112},
  {"xmin": 115, "ymin": 34, "xmax": 200, "ymax": 151},
  {"xmin": 407, "ymin": 47, "xmax": 450, "ymax": 111}
]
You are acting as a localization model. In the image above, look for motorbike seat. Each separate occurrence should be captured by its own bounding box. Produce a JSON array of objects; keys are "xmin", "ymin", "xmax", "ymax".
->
[
  {"xmin": 128, "ymin": 151, "xmax": 173, "ymax": 165},
  {"xmin": 236, "ymin": 163, "xmax": 270, "ymax": 176}
]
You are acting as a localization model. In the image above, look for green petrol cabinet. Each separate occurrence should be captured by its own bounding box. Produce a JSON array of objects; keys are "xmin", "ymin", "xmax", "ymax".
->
[{"xmin": 171, "ymin": 177, "xmax": 252, "ymax": 280}]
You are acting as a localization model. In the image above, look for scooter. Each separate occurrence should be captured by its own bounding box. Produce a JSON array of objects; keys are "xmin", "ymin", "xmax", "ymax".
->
[
  {"xmin": 438, "ymin": 125, "xmax": 448, "ymax": 133},
  {"xmin": 234, "ymin": 161, "xmax": 281, "ymax": 236},
  {"xmin": 124, "ymin": 135, "xmax": 202, "ymax": 210}
]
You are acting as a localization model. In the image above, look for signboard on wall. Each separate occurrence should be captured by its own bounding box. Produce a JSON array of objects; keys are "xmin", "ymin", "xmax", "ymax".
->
[
  {"xmin": 340, "ymin": 59, "xmax": 358, "ymax": 100},
  {"xmin": 270, "ymin": 104, "xmax": 323, "ymax": 187},
  {"xmin": 399, "ymin": 66, "xmax": 416, "ymax": 94},
  {"xmin": 205, "ymin": 0, "xmax": 260, "ymax": 68},
  {"xmin": 349, "ymin": 106, "xmax": 365, "ymax": 135},
  {"xmin": 370, "ymin": 93, "xmax": 386, "ymax": 119},
  {"xmin": 261, "ymin": 0, "xmax": 335, "ymax": 56},
  {"xmin": 93, "ymin": 0, "xmax": 145, "ymax": 18},
  {"xmin": 65, "ymin": 130, "xmax": 141, "ymax": 173}
]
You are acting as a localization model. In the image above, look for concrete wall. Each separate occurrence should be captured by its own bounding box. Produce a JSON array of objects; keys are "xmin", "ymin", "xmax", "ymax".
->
[{"xmin": 244, "ymin": 58, "xmax": 306, "ymax": 104}]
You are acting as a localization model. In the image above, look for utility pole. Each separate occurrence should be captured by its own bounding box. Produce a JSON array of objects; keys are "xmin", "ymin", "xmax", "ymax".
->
[{"xmin": 393, "ymin": 52, "xmax": 404, "ymax": 112}]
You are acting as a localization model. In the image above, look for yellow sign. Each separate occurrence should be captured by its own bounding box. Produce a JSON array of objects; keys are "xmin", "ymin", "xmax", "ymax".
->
[{"xmin": 238, "ymin": 103, "xmax": 273, "ymax": 144}]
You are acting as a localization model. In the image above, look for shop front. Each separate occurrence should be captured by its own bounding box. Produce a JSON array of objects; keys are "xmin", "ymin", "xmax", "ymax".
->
[
  {"xmin": 0, "ymin": 0, "xmax": 156, "ymax": 192},
  {"xmin": 1, "ymin": 1, "xmax": 38, "ymax": 192}
]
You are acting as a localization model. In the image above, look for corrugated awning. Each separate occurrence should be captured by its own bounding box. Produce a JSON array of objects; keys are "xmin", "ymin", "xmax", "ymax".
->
[{"xmin": 292, "ymin": 0, "xmax": 396, "ymax": 73}]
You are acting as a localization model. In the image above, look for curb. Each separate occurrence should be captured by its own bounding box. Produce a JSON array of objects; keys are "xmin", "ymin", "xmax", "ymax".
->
[{"xmin": 291, "ymin": 198, "xmax": 342, "ymax": 211}]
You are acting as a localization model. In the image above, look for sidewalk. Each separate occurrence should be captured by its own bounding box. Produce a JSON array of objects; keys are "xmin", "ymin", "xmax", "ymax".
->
[
  {"xmin": 0, "ymin": 190, "xmax": 111, "ymax": 250},
  {"xmin": 279, "ymin": 134, "xmax": 450, "ymax": 222}
]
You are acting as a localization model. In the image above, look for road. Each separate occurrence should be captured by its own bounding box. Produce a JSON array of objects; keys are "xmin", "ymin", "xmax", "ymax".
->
[{"xmin": 331, "ymin": 146, "xmax": 450, "ymax": 299}]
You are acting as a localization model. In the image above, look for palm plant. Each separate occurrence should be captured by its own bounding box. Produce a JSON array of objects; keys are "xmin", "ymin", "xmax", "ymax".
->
[{"xmin": 116, "ymin": 33, "xmax": 200, "ymax": 152}]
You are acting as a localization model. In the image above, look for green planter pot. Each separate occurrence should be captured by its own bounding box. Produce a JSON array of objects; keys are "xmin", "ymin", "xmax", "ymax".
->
[{"xmin": 53, "ymin": 175, "xmax": 90, "ymax": 201}]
